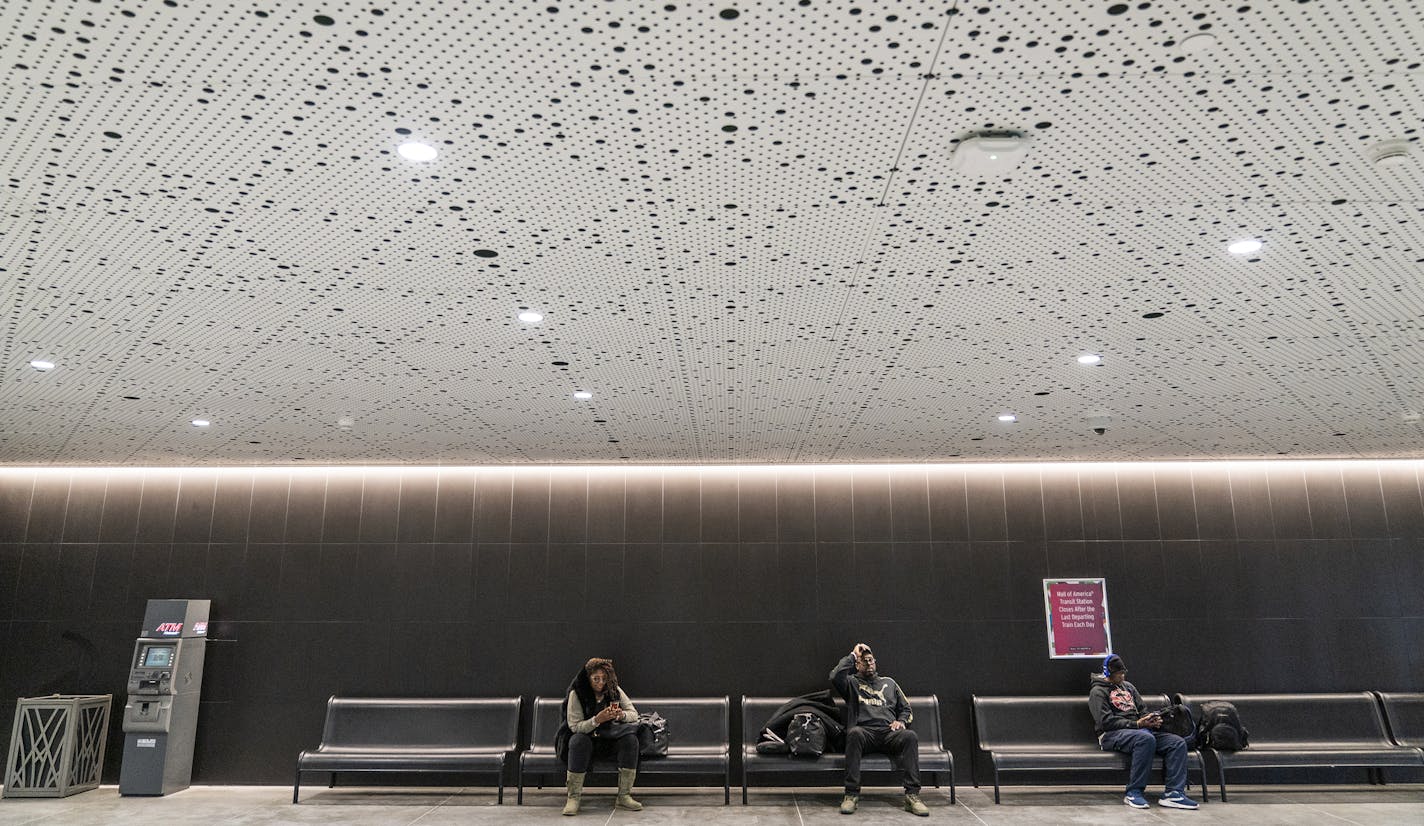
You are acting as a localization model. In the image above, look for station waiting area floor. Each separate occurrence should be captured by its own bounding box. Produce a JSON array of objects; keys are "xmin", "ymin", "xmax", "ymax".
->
[{"xmin": 1, "ymin": 785, "xmax": 1422, "ymax": 825}]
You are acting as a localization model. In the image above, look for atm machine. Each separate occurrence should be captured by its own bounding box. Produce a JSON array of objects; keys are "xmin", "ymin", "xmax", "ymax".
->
[{"xmin": 119, "ymin": 599, "xmax": 210, "ymax": 795}]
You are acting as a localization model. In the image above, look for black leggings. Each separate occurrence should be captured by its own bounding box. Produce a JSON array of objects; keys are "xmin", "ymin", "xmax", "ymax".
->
[{"xmin": 566, "ymin": 731, "xmax": 639, "ymax": 773}]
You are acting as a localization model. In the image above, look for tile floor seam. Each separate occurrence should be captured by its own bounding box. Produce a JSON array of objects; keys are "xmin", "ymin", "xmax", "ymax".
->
[
  {"xmin": 1297, "ymin": 802, "xmax": 1368, "ymax": 826},
  {"xmin": 792, "ymin": 791, "xmax": 805, "ymax": 826},
  {"xmin": 403, "ymin": 789, "xmax": 453, "ymax": 825},
  {"xmin": 955, "ymin": 796, "xmax": 990, "ymax": 826}
]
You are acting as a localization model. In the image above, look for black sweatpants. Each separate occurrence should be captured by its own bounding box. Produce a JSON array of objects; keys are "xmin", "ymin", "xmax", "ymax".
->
[{"xmin": 843, "ymin": 725, "xmax": 921, "ymax": 794}]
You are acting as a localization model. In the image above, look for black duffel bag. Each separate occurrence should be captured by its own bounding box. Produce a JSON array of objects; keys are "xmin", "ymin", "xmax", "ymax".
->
[
  {"xmin": 637, "ymin": 711, "xmax": 670, "ymax": 758},
  {"xmin": 787, "ymin": 711, "xmax": 827, "ymax": 757}
]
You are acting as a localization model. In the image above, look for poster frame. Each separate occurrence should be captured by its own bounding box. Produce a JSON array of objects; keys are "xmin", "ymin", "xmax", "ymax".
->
[{"xmin": 1042, "ymin": 577, "xmax": 1113, "ymax": 659}]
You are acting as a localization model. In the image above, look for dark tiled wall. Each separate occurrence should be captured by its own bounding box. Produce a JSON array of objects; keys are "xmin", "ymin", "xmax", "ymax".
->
[{"xmin": 1, "ymin": 462, "xmax": 1421, "ymax": 783}]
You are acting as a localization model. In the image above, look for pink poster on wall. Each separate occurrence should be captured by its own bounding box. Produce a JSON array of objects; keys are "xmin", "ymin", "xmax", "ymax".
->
[{"xmin": 1043, "ymin": 578, "xmax": 1113, "ymax": 659}]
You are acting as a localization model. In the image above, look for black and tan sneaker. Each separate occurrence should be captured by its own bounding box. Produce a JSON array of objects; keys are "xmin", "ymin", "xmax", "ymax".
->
[
  {"xmin": 904, "ymin": 793, "xmax": 929, "ymax": 816},
  {"xmin": 840, "ymin": 794, "xmax": 859, "ymax": 814}
]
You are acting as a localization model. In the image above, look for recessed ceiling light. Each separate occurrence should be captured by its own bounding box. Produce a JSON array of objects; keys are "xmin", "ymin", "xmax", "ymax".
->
[
  {"xmin": 952, "ymin": 134, "xmax": 1030, "ymax": 176},
  {"xmin": 396, "ymin": 142, "xmax": 438, "ymax": 162},
  {"xmin": 1227, "ymin": 238, "xmax": 1263, "ymax": 255},
  {"xmin": 573, "ymin": 391, "xmax": 593, "ymax": 400},
  {"xmin": 997, "ymin": 413, "xmax": 1018, "ymax": 423},
  {"xmin": 29, "ymin": 359, "xmax": 56, "ymax": 371},
  {"xmin": 1077, "ymin": 354, "xmax": 1103, "ymax": 365},
  {"xmin": 191, "ymin": 419, "xmax": 211, "ymax": 427},
  {"xmin": 517, "ymin": 311, "xmax": 544, "ymax": 323}
]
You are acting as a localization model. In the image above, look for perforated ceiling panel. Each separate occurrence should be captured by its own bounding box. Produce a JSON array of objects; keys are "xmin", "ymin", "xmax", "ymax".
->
[{"xmin": 2, "ymin": 0, "xmax": 1422, "ymax": 465}]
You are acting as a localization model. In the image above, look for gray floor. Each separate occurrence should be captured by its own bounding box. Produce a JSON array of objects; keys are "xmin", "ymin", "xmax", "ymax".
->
[{"xmin": 1, "ymin": 785, "xmax": 1421, "ymax": 826}]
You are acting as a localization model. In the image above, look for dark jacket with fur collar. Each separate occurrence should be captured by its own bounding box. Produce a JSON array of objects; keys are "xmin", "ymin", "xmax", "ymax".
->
[{"xmin": 554, "ymin": 667, "xmax": 639, "ymax": 763}]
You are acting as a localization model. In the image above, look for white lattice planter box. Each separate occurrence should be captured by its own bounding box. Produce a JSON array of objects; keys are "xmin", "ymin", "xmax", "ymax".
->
[{"xmin": 4, "ymin": 695, "xmax": 112, "ymax": 798}]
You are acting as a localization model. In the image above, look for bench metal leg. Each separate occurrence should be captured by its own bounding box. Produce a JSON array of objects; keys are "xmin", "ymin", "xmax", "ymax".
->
[
  {"xmin": 741, "ymin": 765, "xmax": 748, "ymax": 805},
  {"xmin": 724, "ymin": 765, "xmax": 730, "ymax": 805},
  {"xmin": 993, "ymin": 766, "xmax": 1001, "ymax": 804},
  {"xmin": 292, "ymin": 766, "xmax": 301, "ymax": 804},
  {"xmin": 949, "ymin": 772, "xmax": 956, "ymax": 805},
  {"xmin": 1217, "ymin": 763, "xmax": 1228, "ymax": 802},
  {"xmin": 498, "ymin": 776, "xmax": 505, "ymax": 805},
  {"xmin": 329, "ymin": 772, "xmax": 336, "ymax": 788},
  {"xmin": 516, "ymin": 766, "xmax": 524, "ymax": 805}
]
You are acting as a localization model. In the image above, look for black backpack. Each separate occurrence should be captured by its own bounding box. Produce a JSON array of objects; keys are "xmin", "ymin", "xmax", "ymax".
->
[
  {"xmin": 1197, "ymin": 701, "xmax": 1249, "ymax": 751},
  {"xmin": 787, "ymin": 711, "xmax": 827, "ymax": 757},
  {"xmin": 1154, "ymin": 703, "xmax": 1196, "ymax": 741}
]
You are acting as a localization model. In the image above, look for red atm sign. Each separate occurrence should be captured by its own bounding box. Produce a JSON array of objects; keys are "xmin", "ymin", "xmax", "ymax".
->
[{"xmin": 155, "ymin": 622, "xmax": 183, "ymax": 636}]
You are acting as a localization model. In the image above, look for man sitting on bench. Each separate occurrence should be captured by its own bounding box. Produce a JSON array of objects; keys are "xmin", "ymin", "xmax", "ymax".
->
[
  {"xmin": 830, "ymin": 643, "xmax": 928, "ymax": 817},
  {"xmin": 1090, "ymin": 653, "xmax": 1198, "ymax": 810}
]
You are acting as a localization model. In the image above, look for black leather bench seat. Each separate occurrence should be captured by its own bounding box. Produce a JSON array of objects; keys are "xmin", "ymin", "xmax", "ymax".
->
[
  {"xmin": 972, "ymin": 694, "xmax": 1208, "ymax": 804},
  {"xmin": 1178, "ymin": 692, "xmax": 1424, "ymax": 801},
  {"xmin": 293, "ymin": 697, "xmax": 521, "ymax": 804},
  {"xmin": 296, "ymin": 749, "xmax": 510, "ymax": 771},
  {"xmin": 518, "ymin": 696, "xmax": 731, "ymax": 804},
  {"xmin": 740, "ymin": 695, "xmax": 955, "ymax": 804},
  {"xmin": 1377, "ymin": 692, "xmax": 1424, "ymax": 752}
]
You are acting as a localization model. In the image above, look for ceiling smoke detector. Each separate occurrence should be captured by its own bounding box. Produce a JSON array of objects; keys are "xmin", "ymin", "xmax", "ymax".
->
[
  {"xmin": 951, "ymin": 133, "xmax": 1030, "ymax": 177},
  {"xmin": 1368, "ymin": 139, "xmax": 1413, "ymax": 169},
  {"xmin": 1178, "ymin": 32, "xmax": 1219, "ymax": 55}
]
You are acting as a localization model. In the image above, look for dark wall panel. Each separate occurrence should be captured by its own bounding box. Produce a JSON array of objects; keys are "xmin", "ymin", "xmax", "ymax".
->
[{"xmin": 0, "ymin": 461, "xmax": 1420, "ymax": 785}]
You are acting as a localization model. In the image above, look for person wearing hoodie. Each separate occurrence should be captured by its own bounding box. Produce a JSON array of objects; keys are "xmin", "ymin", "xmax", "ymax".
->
[
  {"xmin": 556, "ymin": 657, "xmax": 642, "ymax": 816},
  {"xmin": 830, "ymin": 643, "xmax": 928, "ymax": 817},
  {"xmin": 1089, "ymin": 653, "xmax": 1198, "ymax": 810}
]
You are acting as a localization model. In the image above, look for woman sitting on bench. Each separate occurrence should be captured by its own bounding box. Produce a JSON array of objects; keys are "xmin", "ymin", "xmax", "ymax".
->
[{"xmin": 556, "ymin": 657, "xmax": 643, "ymax": 816}]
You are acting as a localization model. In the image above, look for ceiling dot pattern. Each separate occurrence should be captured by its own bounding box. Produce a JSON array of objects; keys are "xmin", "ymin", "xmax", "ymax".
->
[{"xmin": 2, "ymin": 0, "xmax": 1422, "ymax": 465}]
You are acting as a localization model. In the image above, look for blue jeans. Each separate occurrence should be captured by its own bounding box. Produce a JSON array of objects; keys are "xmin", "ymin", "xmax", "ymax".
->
[{"xmin": 1099, "ymin": 728, "xmax": 1188, "ymax": 795}]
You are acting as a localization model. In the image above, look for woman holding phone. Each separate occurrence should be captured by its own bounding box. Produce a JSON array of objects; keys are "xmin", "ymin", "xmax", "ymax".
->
[{"xmin": 558, "ymin": 657, "xmax": 642, "ymax": 816}]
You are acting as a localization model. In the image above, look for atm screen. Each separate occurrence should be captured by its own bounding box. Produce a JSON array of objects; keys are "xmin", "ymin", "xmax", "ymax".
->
[{"xmin": 143, "ymin": 646, "xmax": 175, "ymax": 668}]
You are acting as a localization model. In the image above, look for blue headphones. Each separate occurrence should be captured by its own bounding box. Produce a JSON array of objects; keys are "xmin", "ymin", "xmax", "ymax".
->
[{"xmin": 1101, "ymin": 654, "xmax": 1119, "ymax": 678}]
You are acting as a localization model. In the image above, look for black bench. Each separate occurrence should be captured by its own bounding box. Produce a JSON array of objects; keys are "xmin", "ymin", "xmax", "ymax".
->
[
  {"xmin": 518, "ymin": 696, "xmax": 731, "ymax": 804},
  {"xmin": 1377, "ymin": 692, "xmax": 1424, "ymax": 783},
  {"xmin": 971, "ymin": 694, "xmax": 1208, "ymax": 803},
  {"xmin": 740, "ymin": 695, "xmax": 954, "ymax": 804},
  {"xmin": 1377, "ymin": 692, "xmax": 1424, "ymax": 752},
  {"xmin": 1178, "ymin": 692, "xmax": 1424, "ymax": 801},
  {"xmin": 293, "ymin": 696, "xmax": 521, "ymax": 804}
]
